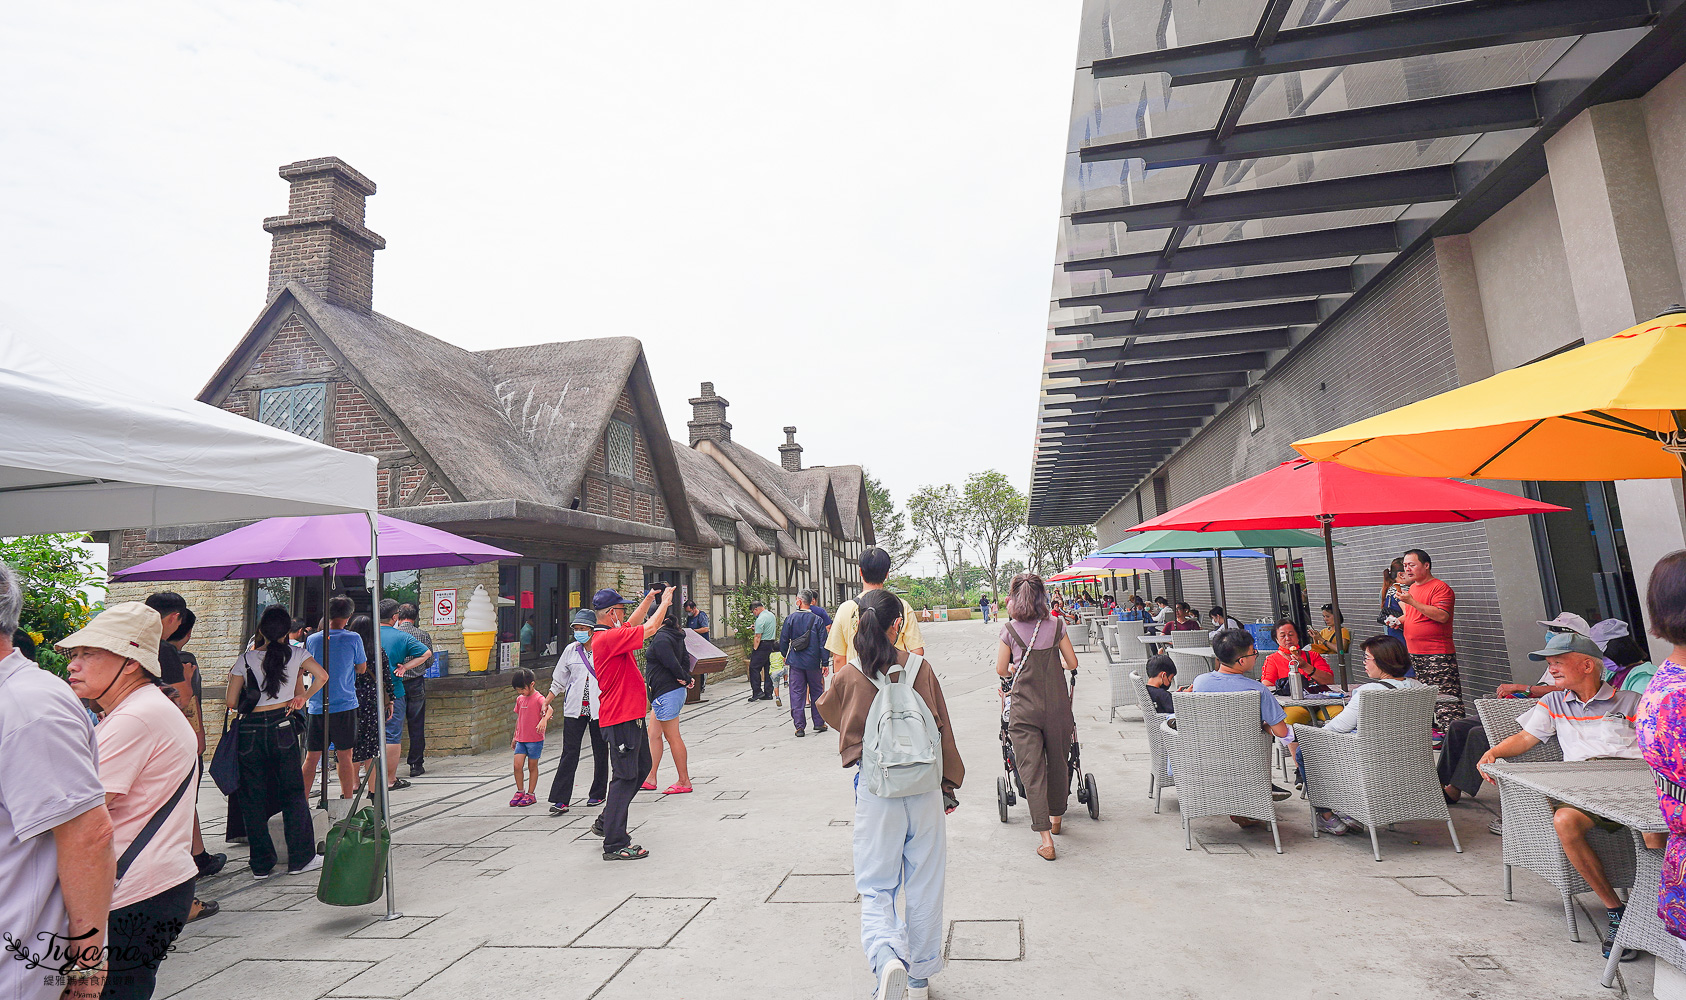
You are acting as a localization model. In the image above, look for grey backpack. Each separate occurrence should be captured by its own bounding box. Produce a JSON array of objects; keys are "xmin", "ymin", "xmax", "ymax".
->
[{"xmin": 859, "ymin": 655, "xmax": 943, "ymax": 798}]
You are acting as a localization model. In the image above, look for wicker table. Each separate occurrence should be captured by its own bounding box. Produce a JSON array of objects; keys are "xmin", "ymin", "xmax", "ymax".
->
[
  {"xmin": 1480, "ymin": 760, "xmax": 1677, "ymax": 985},
  {"xmin": 1138, "ymin": 635, "xmax": 1174, "ymax": 650}
]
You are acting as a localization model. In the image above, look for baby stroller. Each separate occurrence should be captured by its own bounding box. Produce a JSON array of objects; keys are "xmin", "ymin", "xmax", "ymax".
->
[{"xmin": 996, "ymin": 668, "xmax": 1099, "ymax": 823}]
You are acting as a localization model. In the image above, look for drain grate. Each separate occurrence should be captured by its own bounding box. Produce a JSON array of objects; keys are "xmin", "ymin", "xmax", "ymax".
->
[
  {"xmin": 1457, "ymin": 955, "xmax": 1505, "ymax": 972},
  {"xmin": 829, "ymin": 819, "xmax": 852, "ymax": 827},
  {"xmin": 721, "ymin": 813, "xmax": 746, "ymax": 820}
]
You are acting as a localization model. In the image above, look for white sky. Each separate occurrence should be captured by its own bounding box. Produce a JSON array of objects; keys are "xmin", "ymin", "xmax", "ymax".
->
[{"xmin": 2, "ymin": 2, "xmax": 1083, "ymax": 578}]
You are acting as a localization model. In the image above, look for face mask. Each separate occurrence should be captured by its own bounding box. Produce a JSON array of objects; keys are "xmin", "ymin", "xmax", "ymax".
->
[{"xmin": 573, "ymin": 630, "xmax": 592, "ymax": 644}]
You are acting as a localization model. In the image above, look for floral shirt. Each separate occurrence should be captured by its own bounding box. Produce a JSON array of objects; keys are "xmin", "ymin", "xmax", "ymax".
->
[{"xmin": 1637, "ymin": 656, "xmax": 1686, "ymax": 938}]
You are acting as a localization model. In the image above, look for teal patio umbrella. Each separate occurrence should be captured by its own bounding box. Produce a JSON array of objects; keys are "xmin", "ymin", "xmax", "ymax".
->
[{"xmin": 1100, "ymin": 528, "xmax": 1336, "ymax": 610}]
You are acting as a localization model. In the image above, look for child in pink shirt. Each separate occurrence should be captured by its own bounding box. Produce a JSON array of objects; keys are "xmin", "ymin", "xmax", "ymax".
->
[{"xmin": 510, "ymin": 668, "xmax": 551, "ymax": 806}]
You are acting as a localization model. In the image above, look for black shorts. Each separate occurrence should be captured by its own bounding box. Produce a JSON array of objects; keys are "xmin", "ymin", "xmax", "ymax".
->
[{"xmin": 307, "ymin": 709, "xmax": 358, "ymax": 752}]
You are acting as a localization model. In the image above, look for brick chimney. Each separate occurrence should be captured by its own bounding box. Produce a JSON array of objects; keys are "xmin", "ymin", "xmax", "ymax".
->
[
  {"xmin": 688, "ymin": 382, "xmax": 732, "ymax": 445},
  {"xmin": 263, "ymin": 157, "xmax": 386, "ymax": 313},
  {"xmin": 779, "ymin": 426, "xmax": 803, "ymax": 472}
]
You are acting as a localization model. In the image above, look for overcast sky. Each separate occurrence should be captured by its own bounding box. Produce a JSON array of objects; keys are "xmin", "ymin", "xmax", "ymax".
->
[{"xmin": 2, "ymin": 2, "xmax": 1082, "ymax": 577}]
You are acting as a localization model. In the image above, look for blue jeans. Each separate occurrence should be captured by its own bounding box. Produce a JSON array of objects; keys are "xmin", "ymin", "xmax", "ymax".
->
[{"xmin": 854, "ymin": 782, "xmax": 947, "ymax": 982}]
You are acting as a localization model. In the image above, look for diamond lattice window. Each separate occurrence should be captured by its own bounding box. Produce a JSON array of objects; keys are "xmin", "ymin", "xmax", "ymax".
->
[
  {"xmin": 605, "ymin": 419, "xmax": 636, "ymax": 479},
  {"xmin": 257, "ymin": 383, "xmax": 327, "ymax": 442}
]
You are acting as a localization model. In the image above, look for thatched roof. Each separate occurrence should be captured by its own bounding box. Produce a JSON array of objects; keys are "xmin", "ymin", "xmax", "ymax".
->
[
  {"xmin": 712, "ymin": 439, "xmax": 819, "ymax": 531},
  {"xmin": 821, "ymin": 465, "xmax": 874, "ymax": 544}
]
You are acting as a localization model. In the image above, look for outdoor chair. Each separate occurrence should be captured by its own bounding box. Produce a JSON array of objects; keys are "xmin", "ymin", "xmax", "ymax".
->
[
  {"xmin": 1128, "ymin": 670, "xmax": 1174, "ymax": 812},
  {"xmin": 1293, "ymin": 685, "xmax": 1461, "ymax": 862},
  {"xmin": 1107, "ymin": 663, "xmax": 1138, "ymax": 722},
  {"xmin": 1602, "ymin": 833, "xmax": 1685, "ymax": 987},
  {"xmin": 1164, "ymin": 690, "xmax": 1282, "ymax": 852},
  {"xmin": 1167, "ymin": 629, "xmax": 1212, "ymax": 684},
  {"xmin": 1068, "ymin": 622, "xmax": 1092, "ymax": 653},
  {"xmin": 1115, "ymin": 620, "xmax": 1146, "ymax": 660},
  {"xmin": 1474, "ymin": 699, "xmax": 1633, "ymax": 941}
]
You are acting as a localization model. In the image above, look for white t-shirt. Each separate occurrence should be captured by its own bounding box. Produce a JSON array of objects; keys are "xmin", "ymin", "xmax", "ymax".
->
[{"xmin": 229, "ymin": 646, "xmax": 309, "ymax": 709}]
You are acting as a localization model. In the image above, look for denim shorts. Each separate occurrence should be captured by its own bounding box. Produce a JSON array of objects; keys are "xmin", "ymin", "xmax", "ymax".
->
[
  {"xmin": 384, "ymin": 696, "xmax": 406, "ymax": 744},
  {"xmin": 513, "ymin": 740, "xmax": 543, "ymax": 760},
  {"xmin": 651, "ymin": 686, "xmax": 686, "ymax": 722}
]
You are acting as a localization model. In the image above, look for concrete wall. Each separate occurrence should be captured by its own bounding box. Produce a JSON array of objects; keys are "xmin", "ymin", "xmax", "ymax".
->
[{"xmin": 1467, "ymin": 178, "xmax": 1581, "ymax": 371}]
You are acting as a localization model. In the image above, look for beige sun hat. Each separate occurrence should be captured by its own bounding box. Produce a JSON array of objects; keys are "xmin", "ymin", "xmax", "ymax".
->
[{"xmin": 58, "ymin": 602, "xmax": 163, "ymax": 676}]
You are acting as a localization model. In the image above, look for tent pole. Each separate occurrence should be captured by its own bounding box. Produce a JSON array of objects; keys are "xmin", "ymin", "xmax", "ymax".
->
[
  {"xmin": 1319, "ymin": 515, "xmax": 1348, "ymax": 690},
  {"xmin": 368, "ymin": 512, "xmax": 402, "ymax": 921}
]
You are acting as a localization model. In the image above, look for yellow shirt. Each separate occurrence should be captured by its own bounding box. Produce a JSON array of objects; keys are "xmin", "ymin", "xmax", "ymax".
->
[
  {"xmin": 825, "ymin": 594, "xmax": 925, "ymax": 664},
  {"xmin": 1310, "ymin": 625, "xmax": 1351, "ymax": 655}
]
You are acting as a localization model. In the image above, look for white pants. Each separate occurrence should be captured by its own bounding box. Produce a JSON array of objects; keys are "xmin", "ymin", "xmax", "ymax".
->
[{"xmin": 853, "ymin": 778, "xmax": 947, "ymax": 981}]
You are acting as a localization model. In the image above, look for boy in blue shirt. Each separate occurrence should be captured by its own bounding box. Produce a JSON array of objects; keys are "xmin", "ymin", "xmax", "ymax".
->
[{"xmin": 303, "ymin": 595, "xmax": 366, "ymax": 798}]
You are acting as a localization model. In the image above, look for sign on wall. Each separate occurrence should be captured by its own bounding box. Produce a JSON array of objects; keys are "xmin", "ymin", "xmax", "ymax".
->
[{"xmin": 433, "ymin": 589, "xmax": 458, "ymax": 626}]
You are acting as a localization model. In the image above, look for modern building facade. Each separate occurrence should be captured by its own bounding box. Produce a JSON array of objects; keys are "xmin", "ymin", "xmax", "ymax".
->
[{"xmin": 1033, "ymin": 1, "xmax": 1686, "ymax": 694}]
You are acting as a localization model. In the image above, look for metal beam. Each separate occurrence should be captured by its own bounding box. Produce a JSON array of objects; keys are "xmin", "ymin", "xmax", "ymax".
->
[
  {"xmin": 1044, "ymin": 403, "xmax": 1218, "ymax": 425},
  {"xmin": 1078, "ymin": 86, "xmax": 1540, "ymax": 168},
  {"xmin": 1057, "ymin": 268, "xmax": 1353, "ymax": 315},
  {"xmin": 1056, "ymin": 298, "xmax": 1318, "ymax": 339},
  {"xmin": 1090, "ymin": 0, "xmax": 1657, "ymax": 87},
  {"xmin": 1039, "ymin": 435, "xmax": 1189, "ymax": 451},
  {"xmin": 1069, "ymin": 165, "xmax": 1460, "ymax": 230},
  {"xmin": 1037, "ymin": 446, "xmax": 1178, "ymax": 462},
  {"xmin": 1059, "ymin": 328, "xmax": 1293, "ymax": 365},
  {"xmin": 1045, "ymin": 388, "xmax": 1235, "ymax": 413},
  {"xmin": 1057, "ymin": 352, "xmax": 1272, "ymax": 385},
  {"xmin": 1055, "ymin": 371, "xmax": 1251, "ymax": 398},
  {"xmin": 1063, "ymin": 223, "xmax": 1399, "ymax": 277}
]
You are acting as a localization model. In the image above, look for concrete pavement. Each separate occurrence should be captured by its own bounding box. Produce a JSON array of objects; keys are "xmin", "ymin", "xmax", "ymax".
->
[{"xmin": 165, "ymin": 619, "xmax": 1656, "ymax": 999}]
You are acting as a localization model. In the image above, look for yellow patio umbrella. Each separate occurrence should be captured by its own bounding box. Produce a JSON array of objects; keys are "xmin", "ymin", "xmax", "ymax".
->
[{"xmin": 1293, "ymin": 311, "xmax": 1686, "ymax": 482}]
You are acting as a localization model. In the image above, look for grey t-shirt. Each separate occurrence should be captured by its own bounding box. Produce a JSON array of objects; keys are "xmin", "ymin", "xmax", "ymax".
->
[{"xmin": 0, "ymin": 649, "xmax": 105, "ymax": 1000}]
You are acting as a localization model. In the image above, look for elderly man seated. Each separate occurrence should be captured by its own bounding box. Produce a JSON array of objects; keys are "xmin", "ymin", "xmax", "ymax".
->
[{"xmin": 1480, "ymin": 631, "xmax": 1666, "ymax": 960}]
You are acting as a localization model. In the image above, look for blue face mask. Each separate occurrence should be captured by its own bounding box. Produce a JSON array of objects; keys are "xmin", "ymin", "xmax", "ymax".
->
[{"xmin": 572, "ymin": 630, "xmax": 592, "ymax": 645}]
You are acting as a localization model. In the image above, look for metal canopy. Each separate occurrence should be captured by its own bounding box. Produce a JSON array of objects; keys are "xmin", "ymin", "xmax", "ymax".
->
[{"xmin": 1030, "ymin": 0, "xmax": 1679, "ymax": 526}]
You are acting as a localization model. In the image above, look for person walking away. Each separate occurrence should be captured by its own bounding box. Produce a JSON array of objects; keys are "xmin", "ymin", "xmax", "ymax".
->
[
  {"xmin": 302, "ymin": 596, "xmax": 365, "ymax": 799},
  {"xmin": 1380, "ymin": 558, "xmax": 1406, "ymax": 642},
  {"xmin": 1398, "ymin": 548, "xmax": 1463, "ymax": 730},
  {"xmin": 395, "ymin": 604, "xmax": 433, "ymax": 777},
  {"xmin": 547, "ymin": 611, "xmax": 608, "ymax": 816},
  {"xmin": 587, "ymin": 587, "xmax": 672, "ymax": 860},
  {"xmin": 642, "ymin": 590, "xmax": 694, "ymax": 794},
  {"xmin": 346, "ymin": 616, "xmax": 383, "ymax": 792},
  {"xmin": 225, "ymin": 605, "xmax": 327, "ymax": 878},
  {"xmin": 779, "ymin": 589, "xmax": 830, "ymax": 737},
  {"xmin": 0, "ymin": 561, "xmax": 114, "ymax": 1000},
  {"xmin": 817, "ymin": 587, "xmax": 963, "ymax": 1000},
  {"xmin": 1634, "ymin": 551, "xmax": 1686, "ymax": 955},
  {"xmin": 509, "ymin": 668, "xmax": 550, "ymax": 806},
  {"xmin": 994, "ymin": 572, "xmax": 1079, "ymax": 861},
  {"xmin": 747, "ymin": 600, "xmax": 777, "ymax": 702},
  {"xmin": 62, "ymin": 603, "xmax": 198, "ymax": 1000},
  {"xmin": 827, "ymin": 547, "xmax": 926, "ymax": 674},
  {"xmin": 377, "ymin": 600, "xmax": 431, "ymax": 792}
]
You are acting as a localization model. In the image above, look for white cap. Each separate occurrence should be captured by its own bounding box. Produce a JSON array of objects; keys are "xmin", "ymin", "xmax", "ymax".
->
[{"xmin": 1537, "ymin": 612, "xmax": 1591, "ymax": 637}]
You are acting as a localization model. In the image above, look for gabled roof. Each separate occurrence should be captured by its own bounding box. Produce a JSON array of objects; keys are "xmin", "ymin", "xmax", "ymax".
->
[
  {"xmin": 783, "ymin": 468, "xmax": 845, "ymax": 538},
  {"xmin": 707, "ymin": 439, "xmax": 820, "ymax": 531},
  {"xmin": 200, "ymin": 283, "xmax": 700, "ymax": 545},
  {"xmin": 820, "ymin": 465, "xmax": 874, "ymax": 544},
  {"xmin": 672, "ymin": 444, "xmax": 779, "ymax": 532}
]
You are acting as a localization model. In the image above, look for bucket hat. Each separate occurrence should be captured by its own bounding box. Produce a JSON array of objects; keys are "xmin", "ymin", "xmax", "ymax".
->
[{"xmin": 57, "ymin": 602, "xmax": 163, "ymax": 676}]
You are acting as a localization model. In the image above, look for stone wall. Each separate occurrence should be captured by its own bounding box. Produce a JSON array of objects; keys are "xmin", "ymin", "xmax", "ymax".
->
[
  {"xmin": 416, "ymin": 562, "xmax": 500, "ymax": 667},
  {"xmin": 419, "ymin": 666, "xmax": 554, "ymax": 757}
]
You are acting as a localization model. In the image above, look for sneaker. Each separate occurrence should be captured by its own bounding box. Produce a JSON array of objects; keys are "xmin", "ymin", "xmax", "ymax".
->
[
  {"xmin": 510, "ymin": 794, "xmax": 526, "ymax": 807},
  {"xmin": 517, "ymin": 793, "xmax": 536, "ymax": 807},
  {"xmin": 252, "ymin": 868, "xmax": 273, "ymax": 881},
  {"xmin": 1488, "ymin": 820, "xmax": 1504, "ymax": 836},
  {"xmin": 409, "ymin": 764, "xmax": 426, "ymax": 778},
  {"xmin": 187, "ymin": 898, "xmax": 219, "ymax": 923},
  {"xmin": 794, "ymin": 729, "xmax": 806, "ymax": 738},
  {"xmin": 586, "ymin": 797, "xmax": 605, "ymax": 807},
  {"xmin": 1338, "ymin": 813, "xmax": 1366, "ymax": 834},
  {"xmin": 1317, "ymin": 812, "xmax": 1349, "ymax": 836},
  {"xmin": 1604, "ymin": 907, "xmax": 1641, "ymax": 961},
  {"xmin": 907, "ymin": 978, "xmax": 928, "ymax": 1000},
  {"xmin": 590, "ymin": 818, "xmax": 605, "ymax": 837},
  {"xmin": 876, "ymin": 957, "xmax": 908, "ymax": 1000},
  {"xmin": 746, "ymin": 695, "xmax": 760, "ymax": 704},
  {"xmin": 815, "ymin": 724, "xmax": 830, "ymax": 733},
  {"xmin": 194, "ymin": 851, "xmax": 227, "ymax": 878},
  {"xmin": 287, "ymin": 854, "xmax": 324, "ymax": 876},
  {"xmin": 1271, "ymin": 784, "xmax": 1292, "ymax": 802},
  {"xmin": 549, "ymin": 804, "xmax": 569, "ymax": 817},
  {"xmin": 774, "ymin": 691, "xmax": 783, "ymax": 707}
]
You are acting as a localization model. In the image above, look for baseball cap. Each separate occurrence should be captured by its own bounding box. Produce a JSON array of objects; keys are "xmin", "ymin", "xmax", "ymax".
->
[
  {"xmin": 1537, "ymin": 612, "xmax": 1591, "ymax": 636},
  {"xmin": 1589, "ymin": 618, "xmax": 1631, "ymax": 649},
  {"xmin": 1528, "ymin": 631, "xmax": 1604, "ymax": 660},
  {"xmin": 57, "ymin": 602, "xmax": 163, "ymax": 676},
  {"xmin": 591, "ymin": 588, "xmax": 628, "ymax": 611}
]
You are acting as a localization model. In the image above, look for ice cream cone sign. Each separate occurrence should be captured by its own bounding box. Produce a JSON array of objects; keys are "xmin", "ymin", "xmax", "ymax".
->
[{"xmin": 462, "ymin": 585, "xmax": 497, "ymax": 672}]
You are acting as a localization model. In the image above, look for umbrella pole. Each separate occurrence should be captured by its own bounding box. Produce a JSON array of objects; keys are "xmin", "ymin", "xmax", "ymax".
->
[
  {"xmin": 1318, "ymin": 516, "xmax": 1349, "ymax": 690},
  {"xmin": 318, "ymin": 562, "xmax": 332, "ymax": 811},
  {"xmin": 368, "ymin": 512, "xmax": 402, "ymax": 921},
  {"xmin": 1215, "ymin": 548, "xmax": 1227, "ymax": 610}
]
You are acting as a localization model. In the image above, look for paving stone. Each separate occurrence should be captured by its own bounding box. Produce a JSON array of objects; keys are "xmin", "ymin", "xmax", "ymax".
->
[
  {"xmin": 397, "ymin": 815, "xmax": 517, "ymax": 844},
  {"xmin": 440, "ymin": 846, "xmax": 506, "ymax": 863},
  {"xmin": 407, "ymin": 946, "xmax": 631, "ymax": 1000},
  {"xmin": 168, "ymin": 959, "xmax": 370, "ymax": 1000},
  {"xmin": 348, "ymin": 915, "xmax": 441, "ymax": 939},
  {"xmin": 1395, "ymin": 876, "xmax": 1464, "ymax": 896},
  {"xmin": 1200, "ymin": 842, "xmax": 1250, "ymax": 855},
  {"xmin": 329, "ymin": 943, "xmax": 479, "ymax": 998},
  {"xmin": 767, "ymin": 874, "xmax": 858, "ymax": 903},
  {"xmin": 712, "ymin": 790, "xmax": 747, "ymax": 800},
  {"xmin": 572, "ymin": 896, "xmax": 712, "ymax": 949},
  {"xmin": 946, "ymin": 920, "xmax": 1023, "ymax": 961}
]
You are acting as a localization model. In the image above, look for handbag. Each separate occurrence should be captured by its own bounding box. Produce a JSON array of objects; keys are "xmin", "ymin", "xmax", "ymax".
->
[
  {"xmin": 208, "ymin": 707, "xmax": 241, "ymax": 796},
  {"xmin": 318, "ymin": 766, "xmax": 389, "ymax": 906}
]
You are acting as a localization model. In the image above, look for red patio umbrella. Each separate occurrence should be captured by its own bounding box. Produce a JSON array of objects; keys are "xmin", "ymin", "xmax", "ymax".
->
[{"xmin": 1130, "ymin": 459, "xmax": 1566, "ymax": 686}]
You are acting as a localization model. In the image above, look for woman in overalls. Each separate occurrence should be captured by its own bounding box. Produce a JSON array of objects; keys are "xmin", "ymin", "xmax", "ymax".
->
[{"xmin": 995, "ymin": 572, "xmax": 1080, "ymax": 861}]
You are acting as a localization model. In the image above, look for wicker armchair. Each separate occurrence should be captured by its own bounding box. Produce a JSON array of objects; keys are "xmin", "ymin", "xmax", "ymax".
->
[
  {"xmin": 1164, "ymin": 690, "xmax": 1282, "ymax": 852},
  {"xmin": 1068, "ymin": 622, "xmax": 1092, "ymax": 653},
  {"xmin": 1128, "ymin": 670, "xmax": 1174, "ymax": 812},
  {"xmin": 1474, "ymin": 699, "xmax": 1633, "ymax": 941},
  {"xmin": 1292, "ymin": 685, "xmax": 1460, "ymax": 862},
  {"xmin": 1603, "ymin": 833, "xmax": 1683, "ymax": 986},
  {"xmin": 1108, "ymin": 664, "xmax": 1138, "ymax": 723},
  {"xmin": 1168, "ymin": 629, "xmax": 1213, "ymax": 685}
]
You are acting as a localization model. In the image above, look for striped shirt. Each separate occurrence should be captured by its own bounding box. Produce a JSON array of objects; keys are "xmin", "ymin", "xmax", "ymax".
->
[{"xmin": 1517, "ymin": 683, "xmax": 1642, "ymax": 761}]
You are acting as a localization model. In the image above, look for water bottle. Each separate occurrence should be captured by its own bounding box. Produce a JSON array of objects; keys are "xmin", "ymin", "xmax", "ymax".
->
[{"xmin": 1289, "ymin": 668, "xmax": 1304, "ymax": 700}]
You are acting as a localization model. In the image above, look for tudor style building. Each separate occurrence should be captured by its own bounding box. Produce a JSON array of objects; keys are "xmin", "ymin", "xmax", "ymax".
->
[{"xmin": 101, "ymin": 156, "xmax": 872, "ymax": 756}]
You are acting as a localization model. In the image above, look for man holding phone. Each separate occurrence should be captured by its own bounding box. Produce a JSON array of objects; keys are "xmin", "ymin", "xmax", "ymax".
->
[{"xmin": 1398, "ymin": 548, "xmax": 1462, "ymax": 729}]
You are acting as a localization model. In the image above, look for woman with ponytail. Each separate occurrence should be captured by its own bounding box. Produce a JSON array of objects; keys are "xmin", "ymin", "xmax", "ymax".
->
[
  {"xmin": 225, "ymin": 605, "xmax": 327, "ymax": 878},
  {"xmin": 816, "ymin": 588, "xmax": 963, "ymax": 1000}
]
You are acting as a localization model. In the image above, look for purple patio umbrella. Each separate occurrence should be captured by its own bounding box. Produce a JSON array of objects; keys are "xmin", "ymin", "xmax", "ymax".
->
[
  {"xmin": 114, "ymin": 512, "xmax": 516, "ymax": 920},
  {"xmin": 1071, "ymin": 555, "xmax": 1200, "ymax": 572}
]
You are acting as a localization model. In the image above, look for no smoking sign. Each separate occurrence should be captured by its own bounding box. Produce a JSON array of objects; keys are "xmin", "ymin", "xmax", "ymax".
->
[{"xmin": 433, "ymin": 589, "xmax": 457, "ymax": 626}]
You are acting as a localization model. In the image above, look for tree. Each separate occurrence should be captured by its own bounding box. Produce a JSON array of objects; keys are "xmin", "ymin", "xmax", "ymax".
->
[
  {"xmin": 0, "ymin": 533, "xmax": 106, "ymax": 677},
  {"xmin": 995, "ymin": 558, "xmax": 1025, "ymax": 593},
  {"xmin": 959, "ymin": 470, "xmax": 1025, "ymax": 607},
  {"xmin": 863, "ymin": 469, "xmax": 920, "ymax": 574},
  {"xmin": 1024, "ymin": 523, "xmax": 1096, "ymax": 576},
  {"xmin": 907, "ymin": 484, "xmax": 966, "ymax": 590}
]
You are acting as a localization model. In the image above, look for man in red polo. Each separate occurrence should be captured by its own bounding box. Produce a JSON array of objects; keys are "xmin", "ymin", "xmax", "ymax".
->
[{"xmin": 587, "ymin": 585, "xmax": 673, "ymax": 861}]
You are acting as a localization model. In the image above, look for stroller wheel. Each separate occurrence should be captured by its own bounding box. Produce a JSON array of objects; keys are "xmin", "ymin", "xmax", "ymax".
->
[
  {"xmin": 996, "ymin": 777, "xmax": 1010, "ymax": 823},
  {"xmin": 1077, "ymin": 779, "xmax": 1089, "ymax": 805},
  {"xmin": 1084, "ymin": 774, "xmax": 1100, "ymax": 820}
]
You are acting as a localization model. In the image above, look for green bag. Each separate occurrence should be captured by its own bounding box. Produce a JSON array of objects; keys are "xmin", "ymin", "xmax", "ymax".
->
[{"xmin": 317, "ymin": 769, "xmax": 389, "ymax": 906}]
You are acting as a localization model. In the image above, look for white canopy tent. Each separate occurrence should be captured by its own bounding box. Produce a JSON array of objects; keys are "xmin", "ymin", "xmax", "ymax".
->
[{"xmin": 0, "ymin": 330, "xmax": 376, "ymax": 535}]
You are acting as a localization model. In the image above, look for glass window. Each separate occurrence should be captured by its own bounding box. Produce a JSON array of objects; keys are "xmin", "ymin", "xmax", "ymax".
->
[
  {"xmin": 258, "ymin": 383, "xmax": 327, "ymax": 442},
  {"xmin": 381, "ymin": 569, "xmax": 420, "ymax": 609},
  {"xmin": 605, "ymin": 419, "xmax": 636, "ymax": 479}
]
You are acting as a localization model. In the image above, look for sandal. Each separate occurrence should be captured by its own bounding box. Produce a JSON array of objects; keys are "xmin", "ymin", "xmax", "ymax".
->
[
  {"xmin": 603, "ymin": 845, "xmax": 649, "ymax": 861},
  {"xmin": 640, "ymin": 781, "xmax": 658, "ymax": 791},
  {"xmin": 664, "ymin": 784, "xmax": 692, "ymax": 794},
  {"xmin": 1037, "ymin": 844, "xmax": 1057, "ymax": 861},
  {"xmin": 388, "ymin": 779, "xmax": 412, "ymax": 791}
]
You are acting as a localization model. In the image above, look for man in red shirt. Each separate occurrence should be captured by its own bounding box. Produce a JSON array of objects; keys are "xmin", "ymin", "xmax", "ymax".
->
[
  {"xmin": 588, "ymin": 585, "xmax": 673, "ymax": 861},
  {"xmin": 1398, "ymin": 548, "xmax": 1462, "ymax": 729}
]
